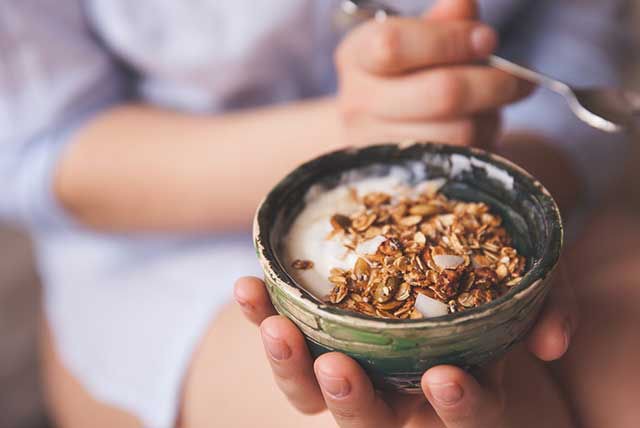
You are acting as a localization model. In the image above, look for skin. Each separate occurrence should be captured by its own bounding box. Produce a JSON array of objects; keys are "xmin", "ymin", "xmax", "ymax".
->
[{"xmin": 41, "ymin": 0, "xmax": 629, "ymax": 427}]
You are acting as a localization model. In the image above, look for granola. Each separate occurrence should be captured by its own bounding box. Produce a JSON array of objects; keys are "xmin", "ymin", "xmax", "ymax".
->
[{"xmin": 292, "ymin": 184, "xmax": 526, "ymax": 320}]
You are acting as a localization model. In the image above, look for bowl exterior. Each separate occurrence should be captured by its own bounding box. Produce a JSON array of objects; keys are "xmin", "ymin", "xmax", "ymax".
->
[{"xmin": 260, "ymin": 250, "xmax": 553, "ymax": 392}]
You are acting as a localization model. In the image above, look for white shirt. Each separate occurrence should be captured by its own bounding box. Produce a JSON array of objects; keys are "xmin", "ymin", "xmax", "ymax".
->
[{"xmin": 0, "ymin": 1, "xmax": 629, "ymax": 426}]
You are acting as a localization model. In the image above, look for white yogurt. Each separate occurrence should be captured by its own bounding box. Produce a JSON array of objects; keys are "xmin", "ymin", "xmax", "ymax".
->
[{"xmin": 284, "ymin": 170, "xmax": 445, "ymax": 303}]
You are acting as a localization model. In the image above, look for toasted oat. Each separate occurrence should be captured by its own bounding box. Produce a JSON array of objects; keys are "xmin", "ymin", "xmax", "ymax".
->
[{"xmin": 295, "ymin": 183, "xmax": 527, "ymax": 319}]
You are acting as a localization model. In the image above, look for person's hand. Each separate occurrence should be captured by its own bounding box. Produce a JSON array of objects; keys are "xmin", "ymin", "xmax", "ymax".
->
[
  {"xmin": 335, "ymin": 0, "xmax": 533, "ymax": 148},
  {"xmin": 233, "ymin": 268, "xmax": 578, "ymax": 427}
]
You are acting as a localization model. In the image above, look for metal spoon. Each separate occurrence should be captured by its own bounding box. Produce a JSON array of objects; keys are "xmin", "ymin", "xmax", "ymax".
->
[{"xmin": 339, "ymin": 0, "xmax": 639, "ymax": 133}]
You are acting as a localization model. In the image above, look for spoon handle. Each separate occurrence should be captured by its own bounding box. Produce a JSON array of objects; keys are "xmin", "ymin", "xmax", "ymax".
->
[{"xmin": 487, "ymin": 55, "xmax": 571, "ymax": 95}]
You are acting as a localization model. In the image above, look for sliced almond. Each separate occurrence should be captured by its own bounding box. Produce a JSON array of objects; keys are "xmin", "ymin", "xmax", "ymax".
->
[
  {"xmin": 415, "ymin": 293, "xmax": 449, "ymax": 318},
  {"xmin": 432, "ymin": 254, "xmax": 465, "ymax": 270}
]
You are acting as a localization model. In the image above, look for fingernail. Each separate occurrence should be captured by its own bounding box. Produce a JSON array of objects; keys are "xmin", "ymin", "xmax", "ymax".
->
[
  {"xmin": 471, "ymin": 26, "xmax": 497, "ymax": 57},
  {"xmin": 428, "ymin": 382, "xmax": 464, "ymax": 405},
  {"xmin": 317, "ymin": 371, "xmax": 351, "ymax": 398},
  {"xmin": 261, "ymin": 331, "xmax": 291, "ymax": 361}
]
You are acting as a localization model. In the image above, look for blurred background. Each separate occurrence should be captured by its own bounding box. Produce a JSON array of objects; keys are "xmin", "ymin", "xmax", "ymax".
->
[{"xmin": 1, "ymin": 2, "xmax": 639, "ymax": 428}]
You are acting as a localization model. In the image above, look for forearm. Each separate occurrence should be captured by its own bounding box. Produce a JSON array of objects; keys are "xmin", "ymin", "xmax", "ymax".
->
[{"xmin": 54, "ymin": 98, "xmax": 343, "ymax": 232}]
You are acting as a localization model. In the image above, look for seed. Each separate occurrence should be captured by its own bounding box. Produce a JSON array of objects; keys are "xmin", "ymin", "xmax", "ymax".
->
[
  {"xmin": 363, "ymin": 192, "xmax": 391, "ymax": 207},
  {"xmin": 376, "ymin": 300, "xmax": 404, "ymax": 311},
  {"xmin": 473, "ymin": 255, "xmax": 491, "ymax": 267},
  {"xmin": 329, "ymin": 275, "xmax": 347, "ymax": 284},
  {"xmin": 400, "ymin": 215, "xmax": 423, "ymax": 227},
  {"xmin": 395, "ymin": 282, "xmax": 411, "ymax": 301},
  {"xmin": 291, "ymin": 259, "xmax": 314, "ymax": 270},
  {"xmin": 352, "ymin": 212, "xmax": 377, "ymax": 231},
  {"xmin": 393, "ymin": 256, "xmax": 410, "ymax": 272},
  {"xmin": 354, "ymin": 257, "xmax": 371, "ymax": 281},
  {"xmin": 379, "ymin": 238, "xmax": 402, "ymax": 255},
  {"xmin": 409, "ymin": 309, "xmax": 423, "ymax": 319},
  {"xmin": 409, "ymin": 204, "xmax": 440, "ymax": 216},
  {"xmin": 458, "ymin": 292, "xmax": 475, "ymax": 308},
  {"xmin": 330, "ymin": 214, "xmax": 351, "ymax": 231},
  {"xmin": 363, "ymin": 226, "xmax": 382, "ymax": 239},
  {"xmin": 506, "ymin": 277, "xmax": 522, "ymax": 287},
  {"xmin": 496, "ymin": 263, "xmax": 508, "ymax": 280},
  {"xmin": 329, "ymin": 283, "xmax": 348, "ymax": 304},
  {"xmin": 438, "ymin": 214, "xmax": 455, "ymax": 227}
]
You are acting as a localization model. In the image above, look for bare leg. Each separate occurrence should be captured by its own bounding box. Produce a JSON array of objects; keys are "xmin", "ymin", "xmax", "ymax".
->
[{"xmin": 178, "ymin": 303, "xmax": 335, "ymax": 427}]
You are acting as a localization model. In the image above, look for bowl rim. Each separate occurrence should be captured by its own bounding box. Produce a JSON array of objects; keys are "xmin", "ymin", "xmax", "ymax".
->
[{"xmin": 254, "ymin": 142, "xmax": 563, "ymax": 329}]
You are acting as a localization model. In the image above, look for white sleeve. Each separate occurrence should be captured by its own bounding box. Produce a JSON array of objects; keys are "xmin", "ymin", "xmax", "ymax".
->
[
  {"xmin": 0, "ymin": 88, "xmax": 127, "ymax": 231},
  {"xmin": 0, "ymin": 3, "xmax": 128, "ymax": 230},
  {"xmin": 0, "ymin": 125, "xmax": 77, "ymax": 229}
]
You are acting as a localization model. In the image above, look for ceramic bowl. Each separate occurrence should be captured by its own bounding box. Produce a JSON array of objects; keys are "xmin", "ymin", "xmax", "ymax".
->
[{"xmin": 254, "ymin": 143, "xmax": 563, "ymax": 393}]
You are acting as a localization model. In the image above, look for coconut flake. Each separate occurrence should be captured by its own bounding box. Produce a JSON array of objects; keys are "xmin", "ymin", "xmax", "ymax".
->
[
  {"xmin": 433, "ymin": 254, "xmax": 464, "ymax": 270},
  {"xmin": 415, "ymin": 293, "xmax": 449, "ymax": 318}
]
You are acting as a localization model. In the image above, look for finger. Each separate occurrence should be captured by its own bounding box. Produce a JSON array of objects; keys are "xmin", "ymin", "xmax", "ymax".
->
[
  {"xmin": 342, "ymin": 113, "xmax": 500, "ymax": 147},
  {"xmin": 314, "ymin": 353, "xmax": 401, "ymax": 428},
  {"xmin": 338, "ymin": 18, "xmax": 497, "ymax": 75},
  {"xmin": 234, "ymin": 276, "xmax": 277, "ymax": 326},
  {"xmin": 422, "ymin": 362, "xmax": 506, "ymax": 428},
  {"xmin": 345, "ymin": 66, "xmax": 533, "ymax": 121},
  {"xmin": 424, "ymin": 0, "xmax": 479, "ymax": 21},
  {"xmin": 526, "ymin": 262, "xmax": 580, "ymax": 361},
  {"xmin": 259, "ymin": 315, "xmax": 326, "ymax": 414}
]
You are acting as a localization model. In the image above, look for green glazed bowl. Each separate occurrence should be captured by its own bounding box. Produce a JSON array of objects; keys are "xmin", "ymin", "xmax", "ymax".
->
[{"xmin": 253, "ymin": 142, "xmax": 563, "ymax": 393}]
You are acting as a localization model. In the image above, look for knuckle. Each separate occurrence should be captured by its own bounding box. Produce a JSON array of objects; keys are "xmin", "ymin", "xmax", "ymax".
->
[
  {"xmin": 430, "ymin": 72, "xmax": 466, "ymax": 117},
  {"xmin": 330, "ymin": 405, "xmax": 360, "ymax": 421},
  {"xmin": 440, "ymin": 24, "xmax": 475, "ymax": 63},
  {"xmin": 369, "ymin": 23, "xmax": 401, "ymax": 70}
]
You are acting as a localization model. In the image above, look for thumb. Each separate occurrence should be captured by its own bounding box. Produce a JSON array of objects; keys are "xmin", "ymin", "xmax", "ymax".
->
[{"xmin": 424, "ymin": 0, "xmax": 479, "ymax": 21}]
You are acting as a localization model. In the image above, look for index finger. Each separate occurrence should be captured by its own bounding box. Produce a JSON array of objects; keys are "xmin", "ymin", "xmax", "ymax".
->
[{"xmin": 337, "ymin": 18, "xmax": 497, "ymax": 75}]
